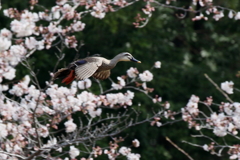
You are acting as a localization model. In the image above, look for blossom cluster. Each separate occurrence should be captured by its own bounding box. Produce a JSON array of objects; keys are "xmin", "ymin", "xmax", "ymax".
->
[
  {"xmin": 104, "ymin": 138, "xmax": 141, "ymax": 160},
  {"xmin": 0, "ymin": 73, "xmax": 137, "ymax": 159},
  {"xmin": 181, "ymin": 79, "xmax": 240, "ymax": 159}
]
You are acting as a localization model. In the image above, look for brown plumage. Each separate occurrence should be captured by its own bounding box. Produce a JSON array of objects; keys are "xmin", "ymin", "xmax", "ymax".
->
[{"xmin": 53, "ymin": 52, "xmax": 141, "ymax": 84}]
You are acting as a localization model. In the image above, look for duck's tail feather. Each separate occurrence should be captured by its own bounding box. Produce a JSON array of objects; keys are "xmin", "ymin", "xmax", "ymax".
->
[
  {"xmin": 53, "ymin": 68, "xmax": 75, "ymax": 85},
  {"xmin": 61, "ymin": 70, "xmax": 75, "ymax": 84}
]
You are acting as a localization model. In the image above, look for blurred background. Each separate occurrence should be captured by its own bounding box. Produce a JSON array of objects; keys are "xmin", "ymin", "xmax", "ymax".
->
[{"xmin": 2, "ymin": 0, "xmax": 240, "ymax": 159}]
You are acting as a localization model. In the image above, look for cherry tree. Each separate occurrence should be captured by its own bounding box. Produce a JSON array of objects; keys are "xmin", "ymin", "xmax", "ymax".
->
[{"xmin": 0, "ymin": 0, "xmax": 239, "ymax": 159}]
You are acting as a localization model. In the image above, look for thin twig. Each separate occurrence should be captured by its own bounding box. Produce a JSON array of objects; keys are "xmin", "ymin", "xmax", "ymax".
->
[
  {"xmin": 0, "ymin": 151, "xmax": 26, "ymax": 159},
  {"xmin": 204, "ymin": 74, "xmax": 233, "ymax": 103},
  {"xmin": 166, "ymin": 137, "xmax": 194, "ymax": 160}
]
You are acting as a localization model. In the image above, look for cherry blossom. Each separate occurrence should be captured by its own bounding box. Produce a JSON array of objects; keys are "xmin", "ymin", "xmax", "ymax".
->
[
  {"xmin": 235, "ymin": 12, "xmax": 240, "ymax": 20},
  {"xmin": 25, "ymin": 37, "xmax": 44, "ymax": 50},
  {"xmin": 64, "ymin": 119, "xmax": 77, "ymax": 133},
  {"xmin": 87, "ymin": 104, "xmax": 102, "ymax": 118},
  {"xmin": 0, "ymin": 28, "xmax": 12, "ymax": 39},
  {"xmin": 119, "ymin": 147, "xmax": 131, "ymax": 156},
  {"xmin": 0, "ymin": 122, "xmax": 8, "ymax": 139},
  {"xmin": 106, "ymin": 91, "xmax": 134, "ymax": 107},
  {"xmin": 78, "ymin": 79, "xmax": 92, "ymax": 89},
  {"xmin": 111, "ymin": 77, "xmax": 126, "ymax": 90},
  {"xmin": 221, "ymin": 81, "xmax": 234, "ymax": 94},
  {"xmin": 154, "ymin": 61, "xmax": 161, "ymax": 68},
  {"xmin": 2, "ymin": 66, "xmax": 16, "ymax": 80},
  {"xmin": 139, "ymin": 70, "xmax": 153, "ymax": 82},
  {"xmin": 69, "ymin": 146, "xmax": 80, "ymax": 159},
  {"xmin": 127, "ymin": 153, "xmax": 141, "ymax": 160},
  {"xmin": 126, "ymin": 67, "xmax": 139, "ymax": 78},
  {"xmin": 213, "ymin": 11, "xmax": 224, "ymax": 21},
  {"xmin": 132, "ymin": 139, "xmax": 140, "ymax": 147},
  {"xmin": 0, "ymin": 37, "xmax": 11, "ymax": 52},
  {"xmin": 72, "ymin": 21, "xmax": 86, "ymax": 32},
  {"xmin": 228, "ymin": 11, "xmax": 234, "ymax": 19},
  {"xmin": 10, "ymin": 18, "xmax": 36, "ymax": 37},
  {"xmin": 91, "ymin": 1, "xmax": 106, "ymax": 19}
]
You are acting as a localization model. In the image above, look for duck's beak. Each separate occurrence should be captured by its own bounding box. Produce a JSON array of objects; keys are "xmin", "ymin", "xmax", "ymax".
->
[{"xmin": 131, "ymin": 57, "xmax": 141, "ymax": 63}]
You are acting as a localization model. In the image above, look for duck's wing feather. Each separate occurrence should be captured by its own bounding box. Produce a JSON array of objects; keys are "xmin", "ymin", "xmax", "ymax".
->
[
  {"xmin": 75, "ymin": 59, "xmax": 102, "ymax": 80},
  {"xmin": 53, "ymin": 68, "xmax": 70, "ymax": 80},
  {"xmin": 92, "ymin": 70, "xmax": 111, "ymax": 80}
]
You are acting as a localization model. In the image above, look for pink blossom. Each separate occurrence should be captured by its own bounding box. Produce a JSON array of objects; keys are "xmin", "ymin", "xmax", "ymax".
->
[
  {"xmin": 0, "ymin": 28, "xmax": 12, "ymax": 39},
  {"xmin": 213, "ymin": 126, "xmax": 227, "ymax": 137},
  {"xmin": 65, "ymin": 36, "xmax": 77, "ymax": 48},
  {"xmin": 185, "ymin": 95, "xmax": 199, "ymax": 115},
  {"xmin": 61, "ymin": 4, "xmax": 72, "ymax": 14},
  {"xmin": 38, "ymin": 12, "xmax": 52, "ymax": 21},
  {"xmin": 230, "ymin": 154, "xmax": 238, "ymax": 159},
  {"xmin": 165, "ymin": 102, "xmax": 170, "ymax": 109},
  {"xmin": 91, "ymin": 1, "xmax": 106, "ymax": 19},
  {"xmin": 25, "ymin": 37, "xmax": 37, "ymax": 50},
  {"xmin": 213, "ymin": 11, "xmax": 224, "ymax": 21},
  {"xmin": 88, "ymin": 107, "xmax": 102, "ymax": 118},
  {"xmin": 38, "ymin": 125, "xmax": 49, "ymax": 138},
  {"xmin": 9, "ymin": 45, "xmax": 27, "ymax": 65},
  {"xmin": 126, "ymin": 91, "xmax": 134, "ymax": 99},
  {"xmin": 221, "ymin": 81, "xmax": 234, "ymax": 94},
  {"xmin": 228, "ymin": 11, "xmax": 234, "ymax": 19},
  {"xmin": 235, "ymin": 12, "xmax": 240, "ymax": 20},
  {"xmin": 0, "ymin": 123, "xmax": 8, "ymax": 139},
  {"xmin": 9, "ymin": 84, "xmax": 26, "ymax": 96},
  {"xmin": 69, "ymin": 146, "xmax": 80, "ymax": 159},
  {"xmin": 64, "ymin": 119, "xmax": 77, "ymax": 133},
  {"xmin": 118, "ymin": 77, "xmax": 126, "ymax": 86},
  {"xmin": 142, "ymin": 4, "xmax": 155, "ymax": 15},
  {"xmin": 72, "ymin": 21, "xmax": 86, "ymax": 32},
  {"xmin": 132, "ymin": 139, "xmax": 140, "ymax": 147},
  {"xmin": 11, "ymin": 19, "xmax": 35, "ymax": 37},
  {"xmin": 139, "ymin": 70, "xmax": 153, "ymax": 82},
  {"xmin": 189, "ymin": 95, "xmax": 199, "ymax": 103},
  {"xmin": 0, "ymin": 84, "xmax": 8, "ymax": 92},
  {"xmin": 48, "ymin": 22, "xmax": 62, "ymax": 33},
  {"xmin": 25, "ymin": 37, "xmax": 44, "ymax": 50},
  {"xmin": 77, "ymin": 91, "xmax": 97, "ymax": 103},
  {"xmin": 111, "ymin": 77, "xmax": 126, "ymax": 90},
  {"xmin": 202, "ymin": 144, "xmax": 209, "ymax": 151},
  {"xmin": 127, "ymin": 153, "xmax": 141, "ymax": 160},
  {"xmin": 0, "ymin": 37, "xmax": 11, "ymax": 52},
  {"xmin": 51, "ymin": 6, "xmax": 61, "ymax": 19},
  {"xmin": 21, "ymin": 10, "xmax": 39, "ymax": 22},
  {"xmin": 142, "ymin": 82, "xmax": 147, "ymax": 90},
  {"xmin": 127, "ymin": 67, "xmax": 138, "ymax": 78},
  {"xmin": 156, "ymin": 122, "xmax": 162, "ymax": 127},
  {"xmin": 154, "ymin": 61, "xmax": 161, "ymax": 68},
  {"xmin": 111, "ymin": 83, "xmax": 123, "ymax": 90},
  {"xmin": 43, "ymin": 138, "xmax": 58, "ymax": 148},
  {"xmin": 119, "ymin": 147, "xmax": 131, "ymax": 156},
  {"xmin": 2, "ymin": 66, "xmax": 16, "ymax": 80},
  {"xmin": 78, "ymin": 79, "xmax": 92, "ymax": 89}
]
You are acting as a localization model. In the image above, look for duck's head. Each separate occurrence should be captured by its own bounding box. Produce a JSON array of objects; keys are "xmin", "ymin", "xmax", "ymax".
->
[{"xmin": 117, "ymin": 52, "xmax": 141, "ymax": 63}]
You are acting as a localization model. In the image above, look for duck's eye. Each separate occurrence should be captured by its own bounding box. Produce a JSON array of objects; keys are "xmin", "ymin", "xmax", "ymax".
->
[{"xmin": 124, "ymin": 53, "xmax": 130, "ymax": 56}]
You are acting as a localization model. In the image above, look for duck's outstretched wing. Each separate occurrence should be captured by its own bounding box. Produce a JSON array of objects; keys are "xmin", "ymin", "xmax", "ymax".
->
[
  {"xmin": 92, "ymin": 70, "xmax": 111, "ymax": 80},
  {"xmin": 75, "ymin": 59, "xmax": 102, "ymax": 80}
]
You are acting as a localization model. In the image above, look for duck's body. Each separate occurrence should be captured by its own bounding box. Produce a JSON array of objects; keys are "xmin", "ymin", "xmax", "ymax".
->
[{"xmin": 53, "ymin": 52, "xmax": 141, "ymax": 84}]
